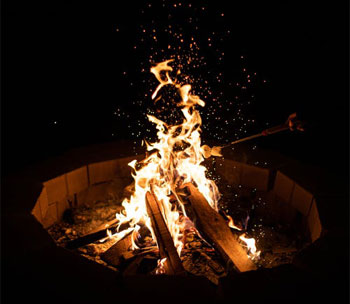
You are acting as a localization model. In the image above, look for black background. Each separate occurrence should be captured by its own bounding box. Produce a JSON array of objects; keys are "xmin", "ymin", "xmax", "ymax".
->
[{"xmin": 2, "ymin": 0, "xmax": 349, "ymax": 178}]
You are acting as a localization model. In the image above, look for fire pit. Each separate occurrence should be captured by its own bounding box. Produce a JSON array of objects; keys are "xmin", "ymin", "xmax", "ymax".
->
[
  {"xmin": 3, "ymin": 140, "xmax": 345, "ymax": 304},
  {"xmin": 3, "ymin": 60, "xmax": 345, "ymax": 304},
  {"xmin": 27, "ymin": 61, "xmax": 321, "ymax": 287},
  {"xmin": 31, "ymin": 151, "xmax": 322, "ymax": 278}
]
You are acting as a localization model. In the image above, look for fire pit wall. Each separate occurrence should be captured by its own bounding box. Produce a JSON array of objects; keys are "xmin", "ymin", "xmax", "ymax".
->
[
  {"xmin": 214, "ymin": 158, "xmax": 322, "ymax": 243},
  {"xmin": 31, "ymin": 155, "xmax": 142, "ymax": 229},
  {"xmin": 31, "ymin": 155, "xmax": 322, "ymax": 244}
]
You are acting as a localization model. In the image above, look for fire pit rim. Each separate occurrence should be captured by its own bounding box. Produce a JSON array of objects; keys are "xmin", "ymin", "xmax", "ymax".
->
[{"xmin": 3, "ymin": 141, "xmax": 328, "ymax": 299}]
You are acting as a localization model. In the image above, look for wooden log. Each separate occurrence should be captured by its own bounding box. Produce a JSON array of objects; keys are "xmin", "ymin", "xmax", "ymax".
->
[
  {"xmin": 122, "ymin": 255, "xmax": 145, "ymax": 276},
  {"xmin": 121, "ymin": 247, "xmax": 159, "ymax": 261},
  {"xmin": 180, "ymin": 183, "xmax": 257, "ymax": 272},
  {"xmin": 121, "ymin": 250, "xmax": 136, "ymax": 261},
  {"xmin": 100, "ymin": 232, "xmax": 133, "ymax": 267},
  {"xmin": 64, "ymin": 220, "xmax": 129, "ymax": 249},
  {"xmin": 145, "ymin": 191, "xmax": 186, "ymax": 275},
  {"xmin": 122, "ymin": 254, "xmax": 158, "ymax": 276},
  {"xmin": 101, "ymin": 234, "xmax": 159, "ymax": 268},
  {"xmin": 194, "ymin": 249, "xmax": 225, "ymax": 274},
  {"xmin": 88, "ymin": 218, "xmax": 119, "ymax": 234}
]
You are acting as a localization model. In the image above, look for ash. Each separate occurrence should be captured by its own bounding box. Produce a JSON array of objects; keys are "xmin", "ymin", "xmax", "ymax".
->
[{"xmin": 47, "ymin": 199, "xmax": 123, "ymax": 271}]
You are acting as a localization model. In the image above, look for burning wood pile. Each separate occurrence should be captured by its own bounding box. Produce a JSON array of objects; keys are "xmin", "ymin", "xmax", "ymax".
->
[
  {"xmin": 106, "ymin": 60, "xmax": 258, "ymax": 275},
  {"xmin": 47, "ymin": 60, "xmax": 304, "ymax": 284}
]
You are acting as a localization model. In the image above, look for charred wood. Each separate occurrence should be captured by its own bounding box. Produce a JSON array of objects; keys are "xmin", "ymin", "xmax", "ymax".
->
[
  {"xmin": 179, "ymin": 183, "xmax": 256, "ymax": 272},
  {"xmin": 145, "ymin": 191, "xmax": 186, "ymax": 276},
  {"xmin": 64, "ymin": 220, "xmax": 129, "ymax": 249},
  {"xmin": 100, "ymin": 232, "xmax": 133, "ymax": 267}
]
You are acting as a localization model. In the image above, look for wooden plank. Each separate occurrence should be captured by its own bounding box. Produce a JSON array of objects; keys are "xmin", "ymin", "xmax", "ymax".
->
[
  {"xmin": 145, "ymin": 191, "xmax": 186, "ymax": 275},
  {"xmin": 64, "ymin": 220, "xmax": 129, "ymax": 249},
  {"xmin": 180, "ymin": 183, "xmax": 256, "ymax": 272}
]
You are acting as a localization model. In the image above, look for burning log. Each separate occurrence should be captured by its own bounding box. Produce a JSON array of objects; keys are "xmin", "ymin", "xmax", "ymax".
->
[
  {"xmin": 145, "ymin": 191, "xmax": 186, "ymax": 276},
  {"xmin": 121, "ymin": 247, "xmax": 158, "ymax": 261},
  {"xmin": 123, "ymin": 254, "xmax": 158, "ymax": 276},
  {"xmin": 101, "ymin": 228, "xmax": 158, "ymax": 268},
  {"xmin": 122, "ymin": 255, "xmax": 146, "ymax": 276},
  {"xmin": 100, "ymin": 232, "xmax": 133, "ymax": 267},
  {"xmin": 64, "ymin": 219, "xmax": 129, "ymax": 249},
  {"xmin": 179, "ymin": 183, "xmax": 257, "ymax": 272}
]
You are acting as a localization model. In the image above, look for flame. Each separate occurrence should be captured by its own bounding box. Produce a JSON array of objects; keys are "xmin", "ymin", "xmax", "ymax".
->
[
  {"xmin": 108, "ymin": 59, "xmax": 220, "ymax": 257},
  {"xmin": 239, "ymin": 233, "xmax": 261, "ymax": 260},
  {"xmin": 131, "ymin": 225, "xmax": 141, "ymax": 250},
  {"xmin": 155, "ymin": 258, "xmax": 167, "ymax": 275},
  {"xmin": 101, "ymin": 226, "xmax": 134, "ymax": 243},
  {"xmin": 108, "ymin": 59, "xmax": 259, "ymax": 265},
  {"xmin": 150, "ymin": 59, "xmax": 174, "ymax": 99},
  {"xmin": 227, "ymin": 215, "xmax": 242, "ymax": 231}
]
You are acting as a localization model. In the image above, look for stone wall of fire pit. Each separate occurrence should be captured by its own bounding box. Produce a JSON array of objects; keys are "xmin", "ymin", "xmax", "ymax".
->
[
  {"xmin": 31, "ymin": 154, "xmax": 321, "ymax": 244},
  {"xmin": 214, "ymin": 158, "xmax": 322, "ymax": 243},
  {"xmin": 31, "ymin": 155, "xmax": 143, "ymax": 228}
]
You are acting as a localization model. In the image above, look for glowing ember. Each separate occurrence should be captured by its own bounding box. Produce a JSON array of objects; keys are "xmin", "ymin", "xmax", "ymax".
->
[{"xmin": 108, "ymin": 59, "xmax": 259, "ymax": 263}]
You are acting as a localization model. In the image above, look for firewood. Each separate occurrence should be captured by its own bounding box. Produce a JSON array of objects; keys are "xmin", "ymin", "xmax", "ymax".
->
[
  {"xmin": 100, "ymin": 232, "xmax": 133, "ymax": 267},
  {"xmin": 122, "ymin": 255, "xmax": 158, "ymax": 276},
  {"xmin": 121, "ymin": 247, "xmax": 159, "ymax": 261},
  {"xmin": 122, "ymin": 255, "xmax": 144, "ymax": 276},
  {"xmin": 121, "ymin": 250, "xmax": 135, "ymax": 261},
  {"xmin": 179, "ymin": 183, "xmax": 257, "ymax": 272},
  {"xmin": 64, "ymin": 220, "xmax": 129, "ymax": 250},
  {"xmin": 88, "ymin": 218, "xmax": 119, "ymax": 234},
  {"xmin": 145, "ymin": 191, "xmax": 186, "ymax": 275},
  {"xmin": 194, "ymin": 249, "xmax": 225, "ymax": 274}
]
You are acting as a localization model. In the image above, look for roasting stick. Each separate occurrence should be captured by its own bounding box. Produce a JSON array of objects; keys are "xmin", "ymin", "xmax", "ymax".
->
[
  {"xmin": 222, "ymin": 124, "xmax": 290, "ymax": 148},
  {"xmin": 222, "ymin": 113, "xmax": 304, "ymax": 149},
  {"xmin": 202, "ymin": 113, "xmax": 304, "ymax": 158}
]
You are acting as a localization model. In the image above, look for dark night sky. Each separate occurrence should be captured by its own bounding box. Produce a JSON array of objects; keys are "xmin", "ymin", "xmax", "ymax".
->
[{"xmin": 2, "ymin": 0, "xmax": 349, "ymax": 177}]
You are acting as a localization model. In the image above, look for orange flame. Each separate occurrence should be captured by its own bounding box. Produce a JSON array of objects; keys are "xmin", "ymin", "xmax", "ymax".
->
[
  {"xmin": 150, "ymin": 59, "xmax": 174, "ymax": 99},
  {"xmin": 239, "ymin": 233, "xmax": 261, "ymax": 260},
  {"xmin": 108, "ymin": 59, "xmax": 259, "ymax": 263},
  {"xmin": 155, "ymin": 258, "xmax": 167, "ymax": 275},
  {"xmin": 227, "ymin": 215, "xmax": 242, "ymax": 231}
]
